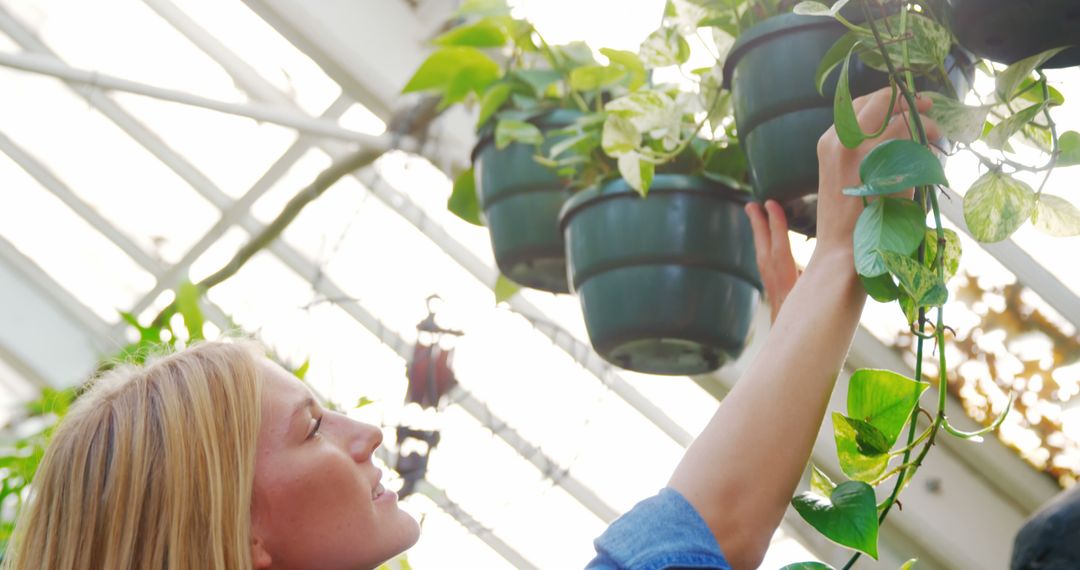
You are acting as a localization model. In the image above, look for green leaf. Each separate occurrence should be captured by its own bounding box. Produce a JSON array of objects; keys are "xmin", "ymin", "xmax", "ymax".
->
[
  {"xmin": 996, "ymin": 47, "xmax": 1069, "ymax": 102},
  {"xmin": 356, "ymin": 396, "xmax": 375, "ymax": 409},
  {"xmin": 402, "ymin": 47, "xmax": 500, "ymax": 105},
  {"xmin": 985, "ymin": 102, "xmax": 1047, "ymax": 150},
  {"xmin": 810, "ymin": 464, "xmax": 837, "ymax": 498},
  {"xmin": 448, "ymin": 167, "xmax": 483, "ymax": 226},
  {"xmin": 602, "ymin": 115, "xmax": 639, "ymax": 156},
  {"xmin": 433, "ymin": 19, "xmax": 508, "ymax": 47},
  {"xmin": 600, "ymin": 48, "xmax": 647, "ymax": 90},
  {"xmin": 477, "ymin": 82, "xmax": 512, "ymax": 128},
  {"xmin": 829, "ymin": 418, "xmax": 889, "ymax": 481},
  {"xmin": 860, "ymin": 273, "xmax": 900, "ymax": 303},
  {"xmin": 834, "ymin": 413, "xmax": 890, "ymax": 481},
  {"xmin": 792, "ymin": 481, "xmax": 879, "ymax": 559},
  {"xmin": 618, "ymin": 151, "xmax": 655, "ymax": 196},
  {"xmin": 1033, "ymin": 194, "xmax": 1080, "ymax": 237},
  {"xmin": 1021, "ymin": 122, "xmax": 1053, "ymax": 153},
  {"xmin": 963, "ymin": 171, "xmax": 1036, "ymax": 243},
  {"xmin": 843, "ymin": 140, "xmax": 948, "ymax": 197},
  {"xmin": 1058, "ymin": 131, "xmax": 1080, "ymax": 167},
  {"xmin": 900, "ymin": 560, "xmax": 918, "ymax": 570},
  {"xmin": 925, "ymin": 92, "xmax": 992, "ymax": 145},
  {"xmin": 569, "ymin": 65, "xmax": 626, "ymax": 92},
  {"xmin": 120, "ymin": 311, "xmax": 162, "ymax": 343},
  {"xmin": 853, "ymin": 14, "xmax": 951, "ymax": 73},
  {"xmin": 1016, "ymin": 77, "xmax": 1065, "ymax": 106},
  {"xmin": 293, "ymin": 358, "xmax": 310, "ymax": 380},
  {"xmin": 816, "ymin": 32, "xmax": 859, "ymax": 96},
  {"xmin": 848, "ymin": 369, "xmax": 930, "ymax": 447},
  {"xmin": 880, "ymin": 250, "xmax": 948, "ymax": 307},
  {"xmin": 848, "ymin": 418, "xmax": 890, "ymax": 456},
  {"xmin": 639, "ymin": 27, "xmax": 691, "ymax": 67},
  {"xmin": 605, "ymin": 91, "xmax": 679, "ymax": 135},
  {"xmin": 176, "ymin": 281, "xmax": 205, "ymax": 341},
  {"xmin": 853, "ymin": 197, "xmax": 927, "ymax": 278},
  {"xmin": 512, "ymin": 69, "xmax": 563, "ymax": 97},
  {"xmin": 781, "ymin": 563, "xmax": 835, "ymax": 570},
  {"xmin": 495, "ymin": 119, "xmax": 543, "ymax": 149},
  {"xmin": 494, "ymin": 273, "xmax": 520, "ymax": 303},
  {"xmin": 924, "ymin": 228, "xmax": 961, "ymax": 281},
  {"xmin": 834, "ymin": 46, "xmax": 866, "ymax": 149},
  {"xmin": 898, "ymin": 292, "xmax": 919, "ymax": 325},
  {"xmin": 553, "ymin": 41, "xmax": 597, "ymax": 66}
]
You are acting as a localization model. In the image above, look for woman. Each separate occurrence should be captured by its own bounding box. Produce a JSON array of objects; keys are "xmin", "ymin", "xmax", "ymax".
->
[{"xmin": 3, "ymin": 87, "xmax": 938, "ymax": 570}]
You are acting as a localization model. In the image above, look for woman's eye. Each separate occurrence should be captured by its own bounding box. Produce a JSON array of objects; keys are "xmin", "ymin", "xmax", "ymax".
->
[{"xmin": 307, "ymin": 416, "xmax": 323, "ymax": 440}]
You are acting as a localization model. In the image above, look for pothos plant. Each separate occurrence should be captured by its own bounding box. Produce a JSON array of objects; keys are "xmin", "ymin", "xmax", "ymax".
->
[
  {"xmin": 754, "ymin": 0, "xmax": 1080, "ymax": 568},
  {"xmin": 533, "ymin": 12, "xmax": 748, "ymax": 194},
  {"xmin": 400, "ymin": 0, "xmax": 642, "ymax": 222}
]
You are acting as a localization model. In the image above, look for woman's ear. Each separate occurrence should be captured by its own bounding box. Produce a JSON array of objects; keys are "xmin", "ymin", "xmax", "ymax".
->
[{"xmin": 251, "ymin": 536, "xmax": 273, "ymax": 569}]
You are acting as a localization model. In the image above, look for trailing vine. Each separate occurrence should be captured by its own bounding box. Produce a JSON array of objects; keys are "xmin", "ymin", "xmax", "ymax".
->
[{"xmin": 778, "ymin": 0, "xmax": 1080, "ymax": 567}]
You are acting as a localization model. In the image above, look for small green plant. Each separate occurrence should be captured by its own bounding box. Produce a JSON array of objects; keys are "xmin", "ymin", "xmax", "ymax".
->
[{"xmin": 401, "ymin": 0, "xmax": 633, "ymax": 222}]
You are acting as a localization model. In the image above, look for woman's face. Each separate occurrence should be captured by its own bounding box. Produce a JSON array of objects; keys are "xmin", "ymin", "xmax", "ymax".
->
[{"xmin": 249, "ymin": 359, "xmax": 420, "ymax": 569}]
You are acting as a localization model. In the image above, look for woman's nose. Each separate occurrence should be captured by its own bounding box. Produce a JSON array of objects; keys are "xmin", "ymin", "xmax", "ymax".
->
[{"xmin": 346, "ymin": 419, "xmax": 383, "ymax": 463}]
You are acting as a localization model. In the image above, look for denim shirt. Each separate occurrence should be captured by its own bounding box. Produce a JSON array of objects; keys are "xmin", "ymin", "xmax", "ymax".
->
[{"xmin": 586, "ymin": 487, "xmax": 731, "ymax": 570}]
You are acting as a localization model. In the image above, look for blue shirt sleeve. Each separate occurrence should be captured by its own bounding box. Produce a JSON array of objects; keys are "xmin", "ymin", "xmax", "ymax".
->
[{"xmin": 586, "ymin": 487, "xmax": 731, "ymax": 570}]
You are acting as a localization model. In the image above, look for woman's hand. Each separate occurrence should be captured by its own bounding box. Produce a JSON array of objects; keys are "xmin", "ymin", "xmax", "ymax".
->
[
  {"xmin": 813, "ymin": 87, "xmax": 942, "ymax": 259},
  {"xmin": 744, "ymin": 200, "xmax": 799, "ymax": 323}
]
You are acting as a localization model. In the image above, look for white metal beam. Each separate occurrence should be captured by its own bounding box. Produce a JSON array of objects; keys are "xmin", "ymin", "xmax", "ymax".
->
[
  {"xmin": 0, "ymin": 131, "xmax": 164, "ymax": 274},
  {"xmin": 413, "ymin": 479, "xmax": 540, "ymax": 570},
  {"xmin": 0, "ymin": 6, "xmax": 230, "ymax": 211},
  {"xmin": 450, "ymin": 386, "xmax": 619, "ymax": 523},
  {"xmin": 117, "ymin": 94, "xmax": 355, "ymax": 336},
  {"xmin": 0, "ymin": 130, "xmax": 235, "ymax": 332},
  {"xmin": 0, "ymin": 234, "xmax": 116, "ymax": 387},
  {"xmin": 0, "ymin": 50, "xmax": 390, "ymax": 149},
  {"xmin": 240, "ymin": 0, "xmax": 457, "ymax": 120},
  {"xmin": 142, "ymin": 0, "xmax": 291, "ymax": 106}
]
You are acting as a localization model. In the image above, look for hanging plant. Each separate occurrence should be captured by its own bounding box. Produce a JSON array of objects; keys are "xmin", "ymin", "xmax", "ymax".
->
[
  {"xmin": 545, "ymin": 9, "xmax": 763, "ymax": 375},
  {"xmin": 402, "ymin": 0, "xmax": 639, "ymax": 294},
  {"xmin": 758, "ymin": 0, "xmax": 1080, "ymax": 567}
]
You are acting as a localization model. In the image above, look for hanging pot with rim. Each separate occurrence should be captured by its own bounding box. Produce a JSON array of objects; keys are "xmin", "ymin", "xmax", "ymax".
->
[
  {"xmin": 722, "ymin": 13, "xmax": 975, "ymax": 236},
  {"xmin": 559, "ymin": 174, "xmax": 762, "ymax": 375},
  {"xmin": 472, "ymin": 109, "xmax": 582, "ymax": 294}
]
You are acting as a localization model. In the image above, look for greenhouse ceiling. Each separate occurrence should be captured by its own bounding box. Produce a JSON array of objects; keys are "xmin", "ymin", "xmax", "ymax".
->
[{"xmin": 1, "ymin": 0, "xmax": 1079, "ymax": 568}]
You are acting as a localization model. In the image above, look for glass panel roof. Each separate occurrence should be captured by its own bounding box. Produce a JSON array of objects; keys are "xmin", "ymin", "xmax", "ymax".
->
[{"xmin": 2, "ymin": 0, "xmax": 1078, "ymax": 566}]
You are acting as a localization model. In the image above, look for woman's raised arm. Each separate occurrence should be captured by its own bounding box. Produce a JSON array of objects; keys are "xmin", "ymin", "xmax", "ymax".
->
[{"xmin": 668, "ymin": 87, "xmax": 941, "ymax": 570}]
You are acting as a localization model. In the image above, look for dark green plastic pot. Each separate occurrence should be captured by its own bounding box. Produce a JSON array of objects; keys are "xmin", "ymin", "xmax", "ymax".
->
[
  {"xmin": 559, "ymin": 175, "xmax": 762, "ymax": 375},
  {"xmin": 723, "ymin": 13, "xmax": 974, "ymax": 236},
  {"xmin": 948, "ymin": 0, "xmax": 1080, "ymax": 68},
  {"xmin": 473, "ymin": 110, "xmax": 581, "ymax": 294}
]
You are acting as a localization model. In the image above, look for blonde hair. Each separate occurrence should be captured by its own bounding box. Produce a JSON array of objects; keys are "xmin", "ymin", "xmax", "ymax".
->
[{"xmin": 3, "ymin": 340, "xmax": 265, "ymax": 570}]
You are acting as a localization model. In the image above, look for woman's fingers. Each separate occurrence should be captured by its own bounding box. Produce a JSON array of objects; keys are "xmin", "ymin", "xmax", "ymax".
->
[
  {"xmin": 745, "ymin": 202, "xmax": 772, "ymax": 265},
  {"xmin": 764, "ymin": 200, "xmax": 793, "ymax": 262},
  {"xmin": 853, "ymin": 87, "xmax": 934, "ymax": 136},
  {"xmin": 878, "ymin": 112, "xmax": 943, "ymax": 145},
  {"xmin": 853, "ymin": 88, "xmax": 903, "ymax": 131}
]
